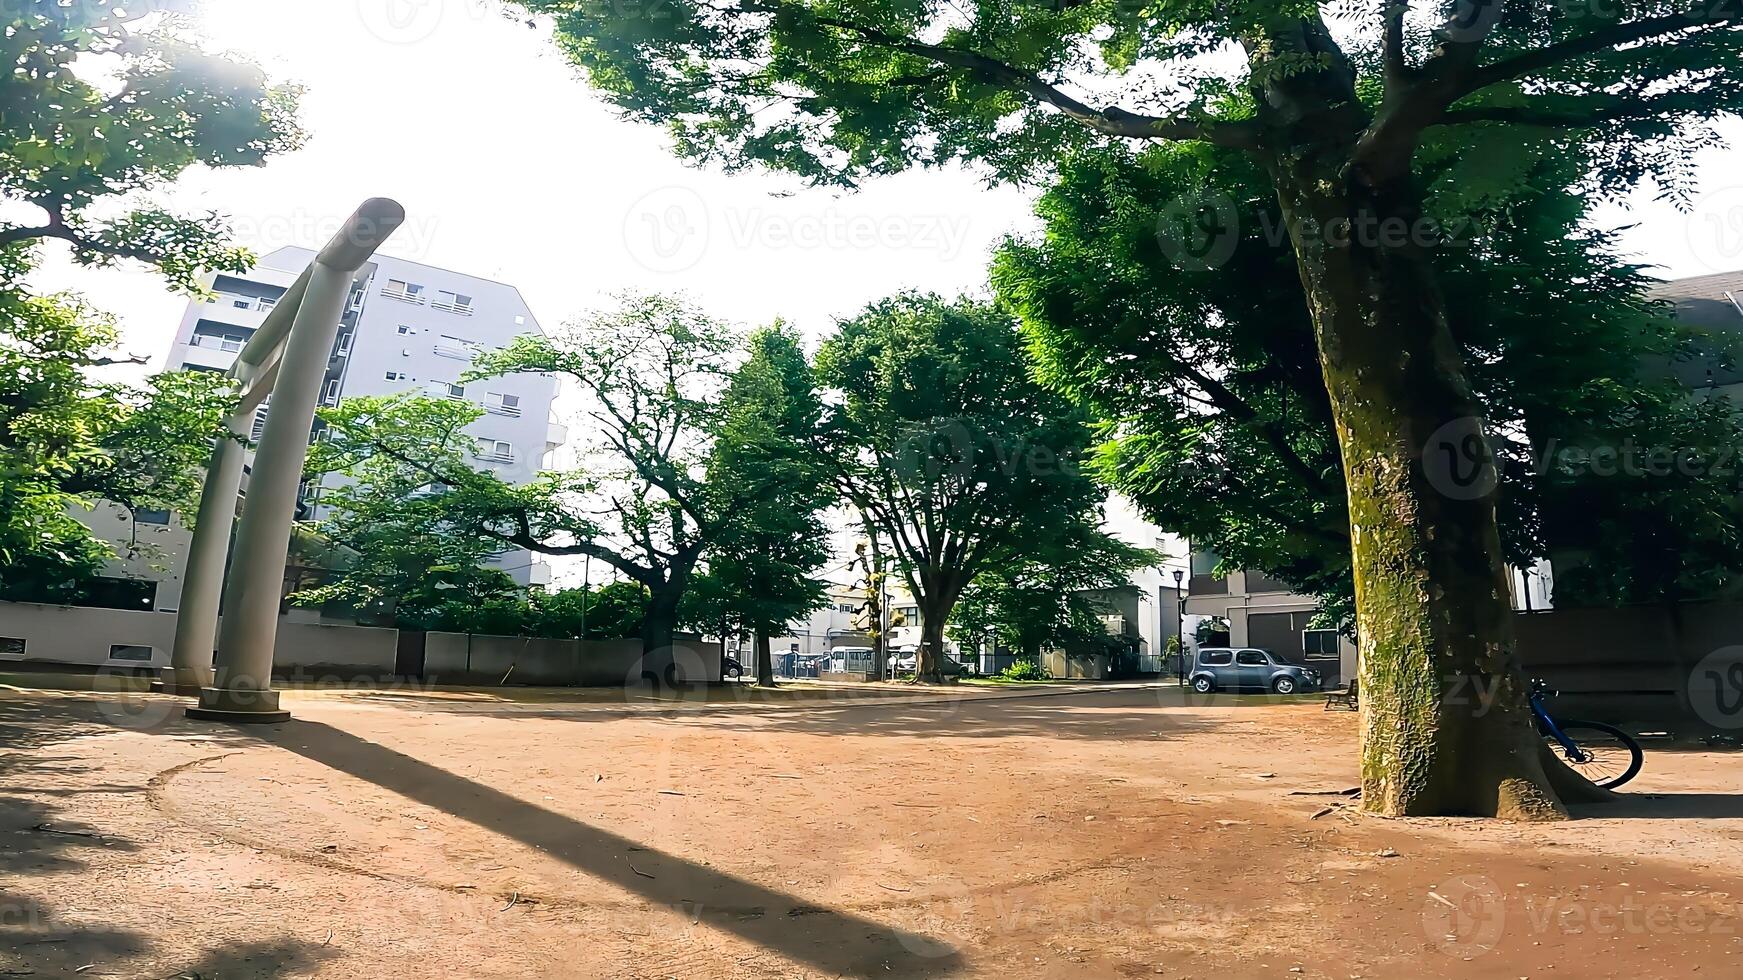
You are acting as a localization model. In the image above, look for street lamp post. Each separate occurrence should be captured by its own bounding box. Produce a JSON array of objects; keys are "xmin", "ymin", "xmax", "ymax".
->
[{"xmin": 1173, "ymin": 568, "xmax": 1186, "ymax": 688}]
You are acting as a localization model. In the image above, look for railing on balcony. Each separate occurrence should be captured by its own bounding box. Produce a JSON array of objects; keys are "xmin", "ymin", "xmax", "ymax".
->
[
  {"xmin": 430, "ymin": 297, "xmax": 473, "ymax": 315},
  {"xmin": 381, "ymin": 283, "xmax": 424, "ymax": 304},
  {"xmin": 190, "ymin": 334, "xmax": 247, "ymax": 353},
  {"xmin": 486, "ymin": 403, "xmax": 523, "ymax": 418},
  {"xmin": 433, "ymin": 343, "xmax": 474, "ymax": 360}
]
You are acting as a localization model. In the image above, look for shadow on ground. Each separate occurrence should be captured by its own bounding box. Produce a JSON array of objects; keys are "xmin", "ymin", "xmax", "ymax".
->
[
  {"xmin": 0, "ymin": 694, "xmax": 336, "ymax": 977},
  {"xmin": 260, "ymin": 719, "xmax": 962, "ymax": 977}
]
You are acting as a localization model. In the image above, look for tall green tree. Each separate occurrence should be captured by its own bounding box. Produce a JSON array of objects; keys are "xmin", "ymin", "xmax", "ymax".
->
[
  {"xmin": 995, "ymin": 143, "xmax": 1743, "ymax": 621},
  {"xmin": 0, "ymin": 5, "xmax": 300, "ymax": 599},
  {"xmin": 702, "ymin": 324, "xmax": 834, "ymax": 686},
  {"xmin": 314, "ymin": 296, "xmax": 827, "ymax": 673},
  {"xmin": 816, "ymin": 293, "xmax": 1106, "ymax": 682},
  {"xmin": 506, "ymin": 0, "xmax": 1739, "ymax": 816}
]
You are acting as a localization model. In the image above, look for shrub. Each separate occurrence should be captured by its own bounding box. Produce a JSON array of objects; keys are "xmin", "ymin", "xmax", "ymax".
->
[{"xmin": 1000, "ymin": 659, "xmax": 1047, "ymax": 682}]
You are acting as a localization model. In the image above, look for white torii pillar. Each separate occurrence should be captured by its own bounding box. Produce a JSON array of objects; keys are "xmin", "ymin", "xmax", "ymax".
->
[{"xmin": 176, "ymin": 199, "xmax": 404, "ymax": 723}]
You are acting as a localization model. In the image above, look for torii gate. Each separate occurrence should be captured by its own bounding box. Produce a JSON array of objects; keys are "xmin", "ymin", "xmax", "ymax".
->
[{"xmin": 169, "ymin": 199, "xmax": 404, "ymax": 723}]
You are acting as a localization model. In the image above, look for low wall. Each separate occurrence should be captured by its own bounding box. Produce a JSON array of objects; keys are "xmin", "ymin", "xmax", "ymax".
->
[
  {"xmin": 274, "ymin": 621, "xmax": 399, "ymax": 679},
  {"xmin": 0, "ymin": 602, "xmax": 178, "ymax": 667},
  {"xmin": 421, "ymin": 633, "xmax": 720, "ymax": 686},
  {"xmin": 0, "ymin": 601, "xmax": 730, "ymax": 688},
  {"xmin": 0, "ymin": 601, "xmax": 399, "ymax": 678}
]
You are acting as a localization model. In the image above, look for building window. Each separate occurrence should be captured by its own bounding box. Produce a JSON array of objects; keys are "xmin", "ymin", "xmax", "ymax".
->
[
  {"xmin": 1303, "ymin": 630, "xmax": 1340, "ymax": 658},
  {"xmin": 108, "ymin": 644, "xmax": 154, "ymax": 662},
  {"xmin": 397, "ymin": 324, "xmax": 413, "ymax": 335},
  {"xmin": 258, "ymin": 297, "xmax": 277, "ymax": 313},
  {"xmin": 321, "ymin": 379, "xmax": 341, "ymax": 405},
  {"xmin": 382, "ymin": 279, "xmax": 425, "ymax": 303},
  {"xmin": 486, "ymin": 392, "xmax": 522, "ymax": 416},
  {"xmin": 134, "ymin": 508, "xmax": 171, "ymax": 525},
  {"xmin": 513, "ymin": 315, "xmax": 525, "ymax": 325},
  {"xmin": 432, "ymin": 290, "xmax": 474, "ymax": 315},
  {"xmin": 0, "ymin": 637, "xmax": 24, "ymax": 659},
  {"xmin": 446, "ymin": 383, "xmax": 466, "ymax": 399},
  {"xmin": 476, "ymin": 438, "xmax": 514, "ymax": 462},
  {"xmin": 384, "ymin": 371, "xmax": 408, "ymax": 381}
]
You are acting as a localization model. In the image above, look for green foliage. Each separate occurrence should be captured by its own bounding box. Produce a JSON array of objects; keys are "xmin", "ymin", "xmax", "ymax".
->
[
  {"xmin": 0, "ymin": 6, "xmax": 299, "ymax": 601},
  {"xmin": 0, "ymin": 282, "xmax": 231, "ymax": 601},
  {"xmin": 816, "ymin": 292, "xmax": 1109, "ymax": 677},
  {"xmin": 952, "ymin": 522, "xmax": 1156, "ymax": 659},
  {"xmin": 996, "ymin": 141, "xmax": 1743, "ymax": 614},
  {"xmin": 532, "ymin": 580, "xmax": 650, "ymax": 640},
  {"xmin": 313, "ymin": 296, "xmax": 834, "ymax": 652},
  {"xmin": 999, "ymin": 659, "xmax": 1048, "ymax": 682},
  {"xmin": 2, "ymin": 6, "xmax": 303, "ymax": 290},
  {"xmin": 694, "ymin": 324, "xmax": 834, "ymax": 642},
  {"xmin": 511, "ymin": 0, "xmax": 1739, "ymax": 193}
]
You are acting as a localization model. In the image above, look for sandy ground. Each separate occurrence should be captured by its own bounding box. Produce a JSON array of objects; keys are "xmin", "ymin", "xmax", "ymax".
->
[{"xmin": 2, "ymin": 679, "xmax": 1742, "ymax": 979}]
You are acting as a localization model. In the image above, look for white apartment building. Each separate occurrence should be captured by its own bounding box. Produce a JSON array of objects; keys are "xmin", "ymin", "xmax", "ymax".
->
[{"xmin": 164, "ymin": 246, "xmax": 567, "ymax": 587}]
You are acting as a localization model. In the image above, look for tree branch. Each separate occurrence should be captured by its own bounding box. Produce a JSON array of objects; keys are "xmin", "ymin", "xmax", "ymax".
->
[
  {"xmin": 1466, "ymin": 8, "xmax": 1738, "ymax": 95},
  {"xmin": 731, "ymin": 1, "xmax": 1263, "ymax": 149}
]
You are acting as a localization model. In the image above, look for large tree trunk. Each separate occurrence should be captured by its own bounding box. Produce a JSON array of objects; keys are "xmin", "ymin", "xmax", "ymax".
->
[
  {"xmin": 755, "ymin": 630, "xmax": 775, "ymax": 687},
  {"xmin": 640, "ymin": 573, "xmax": 688, "ymax": 686},
  {"xmin": 1268, "ymin": 155, "xmax": 1571, "ymax": 819},
  {"xmin": 914, "ymin": 570, "xmax": 966, "ymax": 684}
]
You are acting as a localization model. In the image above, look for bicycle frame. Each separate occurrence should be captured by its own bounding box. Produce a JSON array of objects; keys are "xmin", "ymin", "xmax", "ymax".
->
[{"xmin": 1530, "ymin": 690, "xmax": 1587, "ymax": 760}]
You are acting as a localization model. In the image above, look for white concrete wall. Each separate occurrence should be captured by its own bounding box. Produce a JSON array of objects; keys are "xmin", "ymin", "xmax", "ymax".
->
[
  {"xmin": 0, "ymin": 603, "xmax": 178, "ymax": 666},
  {"xmin": 0, "ymin": 601, "xmax": 398, "ymax": 675}
]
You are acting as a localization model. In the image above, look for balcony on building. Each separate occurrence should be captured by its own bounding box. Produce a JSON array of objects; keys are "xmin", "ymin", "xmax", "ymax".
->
[{"xmin": 545, "ymin": 418, "xmax": 568, "ymax": 454}]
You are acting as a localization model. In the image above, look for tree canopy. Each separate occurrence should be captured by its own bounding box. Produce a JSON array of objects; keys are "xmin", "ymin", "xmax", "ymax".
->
[{"xmin": 994, "ymin": 141, "xmax": 1743, "ymax": 619}]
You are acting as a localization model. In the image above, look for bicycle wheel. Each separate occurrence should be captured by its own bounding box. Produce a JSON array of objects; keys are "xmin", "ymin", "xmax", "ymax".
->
[{"xmin": 1544, "ymin": 721, "xmax": 1643, "ymax": 790}]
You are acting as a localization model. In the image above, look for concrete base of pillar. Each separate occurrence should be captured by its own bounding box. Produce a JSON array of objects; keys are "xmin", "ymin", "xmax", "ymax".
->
[
  {"xmin": 153, "ymin": 668, "xmax": 211, "ymax": 698},
  {"xmin": 185, "ymin": 686, "xmax": 292, "ymax": 723}
]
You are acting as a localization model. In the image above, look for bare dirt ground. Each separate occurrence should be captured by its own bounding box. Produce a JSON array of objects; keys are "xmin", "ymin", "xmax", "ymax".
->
[{"xmin": 3, "ymin": 678, "xmax": 1742, "ymax": 979}]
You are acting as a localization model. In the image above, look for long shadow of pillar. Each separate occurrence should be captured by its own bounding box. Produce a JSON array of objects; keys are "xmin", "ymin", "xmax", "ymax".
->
[{"xmin": 265, "ymin": 720, "xmax": 963, "ymax": 977}]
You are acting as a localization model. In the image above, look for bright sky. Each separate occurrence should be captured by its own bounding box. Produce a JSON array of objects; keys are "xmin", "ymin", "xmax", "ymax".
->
[{"xmin": 30, "ymin": 0, "xmax": 1035, "ymax": 370}]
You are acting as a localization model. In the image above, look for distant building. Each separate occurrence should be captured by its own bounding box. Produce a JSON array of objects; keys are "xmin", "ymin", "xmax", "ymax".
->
[{"xmin": 162, "ymin": 246, "xmax": 567, "ymax": 587}]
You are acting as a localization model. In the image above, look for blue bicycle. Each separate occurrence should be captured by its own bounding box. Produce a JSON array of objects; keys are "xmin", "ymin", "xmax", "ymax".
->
[{"xmin": 1531, "ymin": 679, "xmax": 1642, "ymax": 789}]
